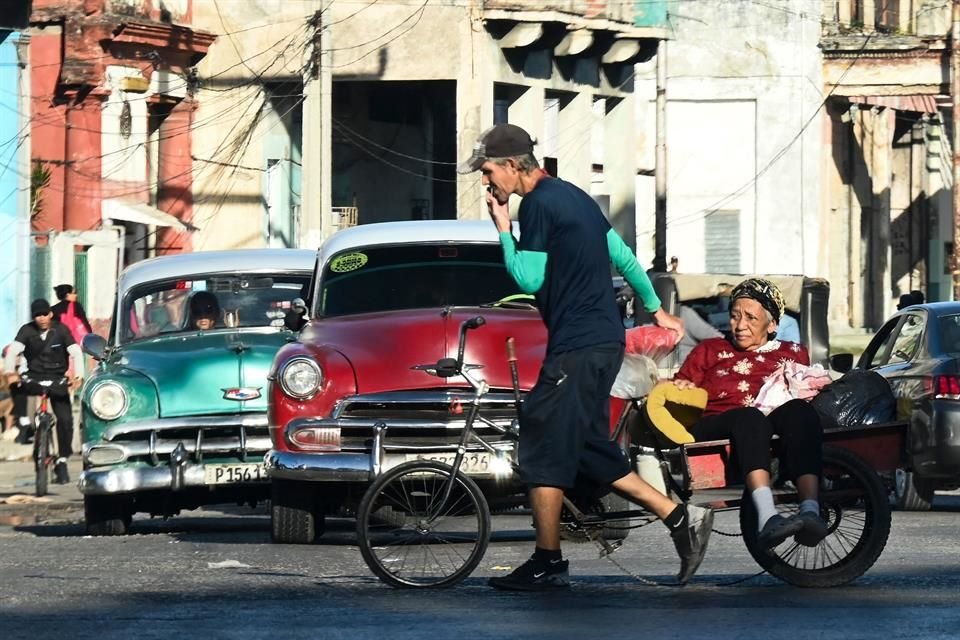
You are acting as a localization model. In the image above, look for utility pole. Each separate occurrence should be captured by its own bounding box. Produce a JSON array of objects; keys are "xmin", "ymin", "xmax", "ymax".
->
[
  {"xmin": 952, "ymin": 0, "xmax": 960, "ymax": 300},
  {"xmin": 300, "ymin": 2, "xmax": 332, "ymax": 249},
  {"xmin": 653, "ymin": 39, "xmax": 667, "ymax": 272}
]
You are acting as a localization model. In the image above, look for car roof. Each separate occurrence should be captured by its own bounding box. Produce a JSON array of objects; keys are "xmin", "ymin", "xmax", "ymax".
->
[
  {"xmin": 318, "ymin": 220, "xmax": 516, "ymax": 266},
  {"xmin": 898, "ymin": 301, "xmax": 960, "ymax": 316},
  {"xmin": 118, "ymin": 249, "xmax": 317, "ymax": 292}
]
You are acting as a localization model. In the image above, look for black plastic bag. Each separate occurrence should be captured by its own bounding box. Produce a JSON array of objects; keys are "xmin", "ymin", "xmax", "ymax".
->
[{"xmin": 811, "ymin": 369, "xmax": 896, "ymax": 429}]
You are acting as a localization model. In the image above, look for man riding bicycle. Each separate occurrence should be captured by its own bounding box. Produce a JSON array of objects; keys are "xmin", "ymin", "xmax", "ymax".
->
[{"xmin": 4, "ymin": 299, "xmax": 85, "ymax": 484}]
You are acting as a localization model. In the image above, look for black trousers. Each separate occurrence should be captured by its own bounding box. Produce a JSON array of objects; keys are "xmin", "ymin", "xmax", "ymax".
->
[
  {"xmin": 688, "ymin": 399, "xmax": 822, "ymax": 480},
  {"xmin": 11, "ymin": 377, "xmax": 74, "ymax": 459},
  {"xmin": 519, "ymin": 342, "xmax": 631, "ymax": 489}
]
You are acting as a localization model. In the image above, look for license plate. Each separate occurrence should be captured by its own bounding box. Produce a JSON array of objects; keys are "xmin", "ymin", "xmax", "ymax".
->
[
  {"xmin": 204, "ymin": 463, "xmax": 268, "ymax": 485},
  {"xmin": 405, "ymin": 452, "xmax": 491, "ymax": 475}
]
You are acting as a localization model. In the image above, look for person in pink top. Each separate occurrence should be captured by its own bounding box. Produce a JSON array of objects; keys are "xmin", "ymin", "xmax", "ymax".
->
[{"xmin": 673, "ymin": 278, "xmax": 828, "ymax": 549}]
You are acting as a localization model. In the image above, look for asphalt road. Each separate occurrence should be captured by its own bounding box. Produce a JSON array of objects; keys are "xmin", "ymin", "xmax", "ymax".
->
[{"xmin": 2, "ymin": 494, "xmax": 960, "ymax": 640}]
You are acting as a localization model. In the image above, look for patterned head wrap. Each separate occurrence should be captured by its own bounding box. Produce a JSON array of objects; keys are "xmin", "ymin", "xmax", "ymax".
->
[{"xmin": 730, "ymin": 278, "xmax": 784, "ymax": 323}]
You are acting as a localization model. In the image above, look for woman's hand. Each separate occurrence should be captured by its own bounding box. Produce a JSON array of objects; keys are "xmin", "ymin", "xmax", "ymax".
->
[
  {"xmin": 653, "ymin": 307, "xmax": 685, "ymax": 343},
  {"xmin": 673, "ymin": 378, "xmax": 697, "ymax": 390}
]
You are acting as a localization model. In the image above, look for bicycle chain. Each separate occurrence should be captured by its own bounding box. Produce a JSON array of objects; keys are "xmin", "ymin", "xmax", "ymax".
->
[
  {"xmin": 583, "ymin": 519, "xmax": 677, "ymax": 588},
  {"xmin": 585, "ymin": 522, "xmax": 766, "ymax": 588}
]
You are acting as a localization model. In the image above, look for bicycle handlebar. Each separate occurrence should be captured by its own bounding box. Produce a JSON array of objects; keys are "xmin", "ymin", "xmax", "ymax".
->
[
  {"xmin": 455, "ymin": 316, "xmax": 485, "ymax": 371},
  {"xmin": 412, "ymin": 316, "xmax": 487, "ymax": 381}
]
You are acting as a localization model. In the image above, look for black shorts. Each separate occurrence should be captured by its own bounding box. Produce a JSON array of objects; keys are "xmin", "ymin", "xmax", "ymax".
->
[{"xmin": 518, "ymin": 342, "xmax": 630, "ymax": 489}]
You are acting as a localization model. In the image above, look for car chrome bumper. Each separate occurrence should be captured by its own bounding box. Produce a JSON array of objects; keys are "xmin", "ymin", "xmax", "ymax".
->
[
  {"xmin": 79, "ymin": 462, "xmax": 269, "ymax": 496},
  {"xmin": 264, "ymin": 450, "xmax": 373, "ymax": 482}
]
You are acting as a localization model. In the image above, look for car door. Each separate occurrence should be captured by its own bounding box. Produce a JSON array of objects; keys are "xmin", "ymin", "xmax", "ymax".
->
[{"xmin": 864, "ymin": 312, "xmax": 928, "ymax": 410}]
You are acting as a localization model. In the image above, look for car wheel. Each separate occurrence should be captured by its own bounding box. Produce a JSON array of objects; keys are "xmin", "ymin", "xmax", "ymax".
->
[
  {"xmin": 84, "ymin": 495, "xmax": 131, "ymax": 536},
  {"xmin": 894, "ymin": 468, "xmax": 934, "ymax": 511},
  {"xmin": 271, "ymin": 479, "xmax": 325, "ymax": 544}
]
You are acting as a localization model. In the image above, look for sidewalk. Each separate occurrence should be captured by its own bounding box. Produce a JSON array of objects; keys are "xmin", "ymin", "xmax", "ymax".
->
[{"xmin": 0, "ymin": 436, "xmax": 84, "ymax": 521}]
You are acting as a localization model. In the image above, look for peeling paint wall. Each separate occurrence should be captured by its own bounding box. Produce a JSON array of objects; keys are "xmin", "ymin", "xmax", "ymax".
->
[{"xmin": 635, "ymin": 0, "xmax": 824, "ymax": 276}]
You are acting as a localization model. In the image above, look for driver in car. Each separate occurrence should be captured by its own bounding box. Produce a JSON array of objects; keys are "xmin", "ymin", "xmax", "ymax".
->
[{"xmin": 189, "ymin": 291, "xmax": 221, "ymax": 331}]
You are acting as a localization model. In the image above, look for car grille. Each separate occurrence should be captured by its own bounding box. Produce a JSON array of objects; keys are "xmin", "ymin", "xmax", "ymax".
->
[
  {"xmin": 99, "ymin": 415, "xmax": 271, "ymax": 465},
  {"xmin": 325, "ymin": 390, "xmax": 521, "ymax": 451}
]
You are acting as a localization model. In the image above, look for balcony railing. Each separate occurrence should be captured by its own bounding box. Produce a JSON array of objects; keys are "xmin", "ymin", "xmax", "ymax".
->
[
  {"xmin": 822, "ymin": 0, "xmax": 951, "ymax": 38},
  {"xmin": 330, "ymin": 206, "xmax": 358, "ymax": 231}
]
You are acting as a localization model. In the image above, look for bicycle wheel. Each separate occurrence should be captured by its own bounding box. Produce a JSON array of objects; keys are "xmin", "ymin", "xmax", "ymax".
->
[
  {"xmin": 357, "ymin": 460, "xmax": 491, "ymax": 588},
  {"xmin": 740, "ymin": 445, "xmax": 891, "ymax": 587},
  {"xmin": 34, "ymin": 418, "xmax": 51, "ymax": 498}
]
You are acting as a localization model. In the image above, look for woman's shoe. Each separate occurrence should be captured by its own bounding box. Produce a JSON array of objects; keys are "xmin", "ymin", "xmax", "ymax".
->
[
  {"xmin": 757, "ymin": 514, "xmax": 804, "ymax": 548},
  {"xmin": 793, "ymin": 511, "xmax": 829, "ymax": 547}
]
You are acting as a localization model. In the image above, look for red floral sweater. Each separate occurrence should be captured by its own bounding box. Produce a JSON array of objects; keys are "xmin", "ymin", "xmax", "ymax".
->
[{"xmin": 675, "ymin": 337, "xmax": 810, "ymax": 416}]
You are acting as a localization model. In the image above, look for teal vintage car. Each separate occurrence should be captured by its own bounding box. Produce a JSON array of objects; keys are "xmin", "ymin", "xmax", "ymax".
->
[{"xmin": 79, "ymin": 249, "xmax": 315, "ymax": 535}]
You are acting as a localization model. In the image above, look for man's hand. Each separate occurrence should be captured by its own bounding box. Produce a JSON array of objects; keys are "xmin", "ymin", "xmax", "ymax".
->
[
  {"xmin": 70, "ymin": 376, "xmax": 83, "ymax": 391},
  {"xmin": 652, "ymin": 307, "xmax": 685, "ymax": 343},
  {"xmin": 485, "ymin": 188, "xmax": 512, "ymax": 233},
  {"xmin": 5, "ymin": 372, "xmax": 19, "ymax": 387}
]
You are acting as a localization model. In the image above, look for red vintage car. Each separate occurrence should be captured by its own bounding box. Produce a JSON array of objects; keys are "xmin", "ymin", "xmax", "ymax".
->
[{"xmin": 265, "ymin": 221, "xmax": 551, "ymax": 543}]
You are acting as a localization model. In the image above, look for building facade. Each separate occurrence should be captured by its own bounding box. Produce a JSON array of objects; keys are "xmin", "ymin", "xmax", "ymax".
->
[
  {"xmin": 634, "ymin": 0, "xmax": 956, "ymax": 333},
  {"xmin": 191, "ymin": 0, "xmax": 668, "ymax": 252},
  {"xmin": 820, "ymin": 0, "xmax": 954, "ymax": 329},
  {"xmin": 0, "ymin": 4, "xmax": 31, "ymax": 334},
  {"xmin": 26, "ymin": 0, "xmax": 214, "ymax": 328},
  {"xmin": 634, "ymin": 0, "xmax": 825, "ymax": 277}
]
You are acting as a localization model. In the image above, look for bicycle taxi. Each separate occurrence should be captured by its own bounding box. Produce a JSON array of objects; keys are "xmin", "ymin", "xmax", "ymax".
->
[
  {"xmin": 357, "ymin": 316, "xmax": 904, "ymax": 587},
  {"xmin": 355, "ymin": 300, "xmax": 903, "ymax": 589}
]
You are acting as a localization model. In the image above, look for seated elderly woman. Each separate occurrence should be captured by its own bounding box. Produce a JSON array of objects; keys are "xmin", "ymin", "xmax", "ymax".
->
[{"xmin": 671, "ymin": 278, "xmax": 828, "ymax": 549}]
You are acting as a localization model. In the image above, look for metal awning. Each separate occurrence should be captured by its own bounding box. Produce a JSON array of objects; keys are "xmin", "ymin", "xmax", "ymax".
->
[{"xmin": 102, "ymin": 198, "xmax": 194, "ymax": 231}]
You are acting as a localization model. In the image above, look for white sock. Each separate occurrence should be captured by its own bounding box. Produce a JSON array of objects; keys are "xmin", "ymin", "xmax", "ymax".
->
[
  {"xmin": 18, "ymin": 417, "xmax": 30, "ymax": 427},
  {"xmin": 752, "ymin": 486, "xmax": 777, "ymax": 531},
  {"xmin": 799, "ymin": 499, "xmax": 819, "ymax": 515}
]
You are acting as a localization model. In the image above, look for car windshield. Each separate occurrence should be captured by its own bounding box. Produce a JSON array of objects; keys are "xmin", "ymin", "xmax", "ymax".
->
[
  {"xmin": 119, "ymin": 273, "xmax": 311, "ymax": 344},
  {"xmin": 318, "ymin": 244, "xmax": 523, "ymax": 317}
]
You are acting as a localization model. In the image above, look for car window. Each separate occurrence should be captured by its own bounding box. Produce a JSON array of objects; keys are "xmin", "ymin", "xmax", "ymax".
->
[
  {"xmin": 861, "ymin": 317, "xmax": 902, "ymax": 369},
  {"xmin": 120, "ymin": 273, "xmax": 310, "ymax": 343},
  {"xmin": 318, "ymin": 244, "xmax": 523, "ymax": 317},
  {"xmin": 938, "ymin": 314, "xmax": 960, "ymax": 355},
  {"xmin": 887, "ymin": 313, "xmax": 924, "ymax": 365}
]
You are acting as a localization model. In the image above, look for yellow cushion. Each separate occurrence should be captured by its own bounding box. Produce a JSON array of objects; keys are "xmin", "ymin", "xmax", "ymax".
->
[{"xmin": 644, "ymin": 382, "xmax": 708, "ymax": 445}]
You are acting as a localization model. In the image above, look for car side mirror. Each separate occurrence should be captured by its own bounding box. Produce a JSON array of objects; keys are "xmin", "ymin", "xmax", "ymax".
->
[
  {"xmin": 830, "ymin": 352, "xmax": 854, "ymax": 374},
  {"xmin": 82, "ymin": 333, "xmax": 108, "ymax": 361},
  {"xmin": 284, "ymin": 298, "xmax": 309, "ymax": 332}
]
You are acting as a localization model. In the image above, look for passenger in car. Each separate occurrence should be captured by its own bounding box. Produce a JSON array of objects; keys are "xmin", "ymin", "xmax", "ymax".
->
[
  {"xmin": 672, "ymin": 278, "xmax": 829, "ymax": 549},
  {"xmin": 187, "ymin": 291, "xmax": 221, "ymax": 331}
]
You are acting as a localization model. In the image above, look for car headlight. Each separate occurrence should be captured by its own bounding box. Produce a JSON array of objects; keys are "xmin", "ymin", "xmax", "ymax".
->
[
  {"xmin": 89, "ymin": 382, "xmax": 128, "ymax": 421},
  {"xmin": 279, "ymin": 358, "xmax": 323, "ymax": 399}
]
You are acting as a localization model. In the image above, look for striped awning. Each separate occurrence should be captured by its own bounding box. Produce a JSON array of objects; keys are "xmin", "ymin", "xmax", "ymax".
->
[{"xmin": 849, "ymin": 94, "xmax": 943, "ymax": 113}]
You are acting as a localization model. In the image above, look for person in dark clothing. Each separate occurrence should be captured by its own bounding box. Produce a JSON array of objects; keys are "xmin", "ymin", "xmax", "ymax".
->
[
  {"xmin": 4, "ymin": 299, "xmax": 85, "ymax": 484},
  {"xmin": 51, "ymin": 283, "xmax": 94, "ymax": 344},
  {"xmin": 458, "ymin": 123, "xmax": 712, "ymax": 591},
  {"xmin": 897, "ymin": 289, "xmax": 925, "ymax": 311}
]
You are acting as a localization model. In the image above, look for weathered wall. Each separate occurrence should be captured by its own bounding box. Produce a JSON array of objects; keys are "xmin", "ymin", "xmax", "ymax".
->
[
  {"xmin": 190, "ymin": 1, "xmax": 309, "ymax": 250},
  {"xmin": 636, "ymin": 0, "xmax": 824, "ymax": 276},
  {"xmin": 0, "ymin": 32, "xmax": 25, "ymax": 334}
]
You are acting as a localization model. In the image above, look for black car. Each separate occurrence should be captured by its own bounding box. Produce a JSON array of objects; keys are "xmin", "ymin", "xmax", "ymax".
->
[{"xmin": 852, "ymin": 302, "xmax": 960, "ymax": 510}]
